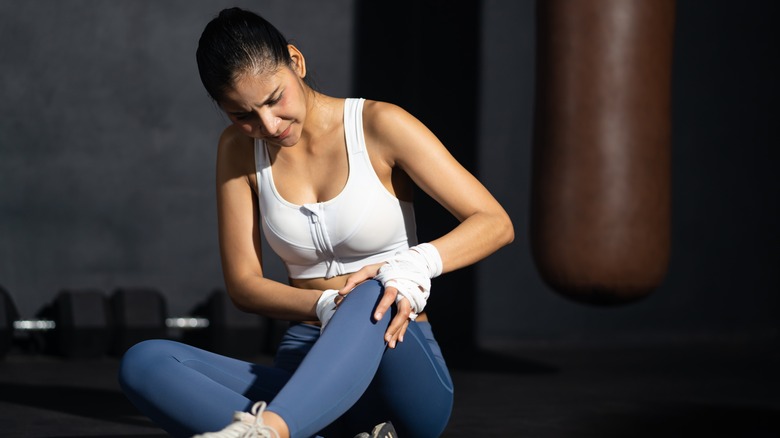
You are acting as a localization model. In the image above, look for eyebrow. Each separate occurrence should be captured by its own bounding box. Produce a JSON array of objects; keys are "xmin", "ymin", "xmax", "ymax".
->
[{"xmin": 226, "ymin": 86, "xmax": 282, "ymax": 115}]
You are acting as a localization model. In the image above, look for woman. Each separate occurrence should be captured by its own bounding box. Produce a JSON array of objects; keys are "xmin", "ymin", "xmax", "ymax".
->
[{"xmin": 119, "ymin": 7, "xmax": 513, "ymax": 438}]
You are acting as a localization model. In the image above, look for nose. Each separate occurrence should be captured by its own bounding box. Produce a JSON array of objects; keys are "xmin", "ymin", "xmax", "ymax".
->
[{"xmin": 257, "ymin": 109, "xmax": 281, "ymax": 136}]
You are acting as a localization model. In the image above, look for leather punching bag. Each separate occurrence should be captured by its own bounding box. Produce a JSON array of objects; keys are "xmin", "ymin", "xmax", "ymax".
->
[{"xmin": 531, "ymin": 0, "xmax": 675, "ymax": 304}]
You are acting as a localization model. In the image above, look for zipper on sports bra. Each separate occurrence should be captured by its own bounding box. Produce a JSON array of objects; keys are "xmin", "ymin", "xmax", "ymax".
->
[{"xmin": 304, "ymin": 204, "xmax": 341, "ymax": 277}]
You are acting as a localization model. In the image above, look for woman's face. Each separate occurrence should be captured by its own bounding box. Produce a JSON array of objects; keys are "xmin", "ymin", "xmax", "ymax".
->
[{"xmin": 219, "ymin": 62, "xmax": 307, "ymax": 146}]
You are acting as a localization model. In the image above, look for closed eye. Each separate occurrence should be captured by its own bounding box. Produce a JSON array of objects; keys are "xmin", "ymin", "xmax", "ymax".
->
[{"xmin": 267, "ymin": 93, "xmax": 282, "ymax": 106}]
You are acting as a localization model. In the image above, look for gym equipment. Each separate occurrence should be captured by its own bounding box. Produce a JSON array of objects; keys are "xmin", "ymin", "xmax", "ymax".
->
[
  {"xmin": 37, "ymin": 289, "xmax": 113, "ymax": 358},
  {"xmin": 5, "ymin": 287, "xmax": 185, "ymax": 357},
  {"xmin": 110, "ymin": 287, "xmax": 168, "ymax": 356},
  {"xmin": 1, "ymin": 285, "xmax": 21, "ymax": 358},
  {"xmin": 3, "ymin": 286, "xmax": 278, "ymax": 359},
  {"xmin": 182, "ymin": 289, "xmax": 272, "ymax": 358},
  {"xmin": 531, "ymin": 0, "xmax": 674, "ymax": 304}
]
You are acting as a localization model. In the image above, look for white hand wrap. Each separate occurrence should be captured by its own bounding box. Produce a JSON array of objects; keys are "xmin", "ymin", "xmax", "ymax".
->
[
  {"xmin": 374, "ymin": 243, "xmax": 443, "ymax": 320},
  {"xmin": 316, "ymin": 289, "xmax": 339, "ymax": 332}
]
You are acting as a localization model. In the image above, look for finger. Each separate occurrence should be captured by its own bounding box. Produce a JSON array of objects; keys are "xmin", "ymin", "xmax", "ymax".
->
[
  {"xmin": 384, "ymin": 298, "xmax": 411, "ymax": 346},
  {"xmin": 398, "ymin": 319, "xmax": 410, "ymax": 344},
  {"xmin": 338, "ymin": 277, "xmax": 362, "ymax": 296},
  {"xmin": 397, "ymin": 317, "xmax": 410, "ymax": 343},
  {"xmin": 385, "ymin": 307, "xmax": 411, "ymax": 348},
  {"xmin": 374, "ymin": 287, "xmax": 398, "ymax": 321},
  {"xmin": 385, "ymin": 317, "xmax": 410, "ymax": 348},
  {"xmin": 341, "ymin": 263, "xmax": 385, "ymax": 294},
  {"xmin": 338, "ymin": 265, "xmax": 377, "ymax": 295},
  {"xmin": 394, "ymin": 298, "xmax": 412, "ymax": 343}
]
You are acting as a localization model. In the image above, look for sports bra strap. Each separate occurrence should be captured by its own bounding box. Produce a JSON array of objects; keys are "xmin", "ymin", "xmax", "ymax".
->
[{"xmin": 344, "ymin": 98, "xmax": 366, "ymax": 156}]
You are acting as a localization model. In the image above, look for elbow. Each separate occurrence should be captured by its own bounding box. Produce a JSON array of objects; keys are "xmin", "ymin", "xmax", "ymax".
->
[
  {"xmin": 476, "ymin": 209, "xmax": 514, "ymax": 251},
  {"xmin": 225, "ymin": 286, "xmax": 251, "ymax": 312},
  {"xmin": 229, "ymin": 294, "xmax": 254, "ymax": 313},
  {"xmin": 223, "ymin": 275, "xmax": 259, "ymax": 313},
  {"xmin": 500, "ymin": 213, "xmax": 515, "ymax": 247}
]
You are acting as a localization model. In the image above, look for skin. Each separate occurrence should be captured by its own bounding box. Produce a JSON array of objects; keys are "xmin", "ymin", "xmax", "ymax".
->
[{"xmin": 214, "ymin": 44, "xmax": 514, "ymax": 436}]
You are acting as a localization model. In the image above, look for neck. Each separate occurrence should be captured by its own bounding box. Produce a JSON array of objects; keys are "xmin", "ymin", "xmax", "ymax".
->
[{"xmin": 299, "ymin": 91, "xmax": 341, "ymax": 146}]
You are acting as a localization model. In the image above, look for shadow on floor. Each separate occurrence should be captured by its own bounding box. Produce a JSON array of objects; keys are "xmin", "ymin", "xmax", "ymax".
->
[
  {"xmin": 50, "ymin": 436, "xmax": 167, "ymax": 438},
  {"xmin": 447, "ymin": 347, "xmax": 559, "ymax": 374},
  {"xmin": 0, "ymin": 382, "xmax": 156, "ymax": 429},
  {"xmin": 574, "ymin": 401, "xmax": 780, "ymax": 438}
]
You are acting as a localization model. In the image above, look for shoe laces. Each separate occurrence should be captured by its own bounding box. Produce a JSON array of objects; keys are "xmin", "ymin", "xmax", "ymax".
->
[
  {"xmin": 192, "ymin": 401, "xmax": 279, "ymax": 438},
  {"xmin": 245, "ymin": 401, "xmax": 280, "ymax": 438}
]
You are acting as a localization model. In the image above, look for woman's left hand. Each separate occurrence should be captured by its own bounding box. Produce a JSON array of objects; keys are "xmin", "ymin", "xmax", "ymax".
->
[{"xmin": 338, "ymin": 263, "xmax": 414, "ymax": 348}]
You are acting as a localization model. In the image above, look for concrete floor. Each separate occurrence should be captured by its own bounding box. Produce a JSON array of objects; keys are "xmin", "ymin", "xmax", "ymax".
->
[{"xmin": 1, "ymin": 337, "xmax": 778, "ymax": 437}]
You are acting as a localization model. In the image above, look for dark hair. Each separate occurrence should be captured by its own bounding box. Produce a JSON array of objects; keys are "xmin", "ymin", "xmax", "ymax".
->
[{"xmin": 196, "ymin": 7, "xmax": 292, "ymax": 102}]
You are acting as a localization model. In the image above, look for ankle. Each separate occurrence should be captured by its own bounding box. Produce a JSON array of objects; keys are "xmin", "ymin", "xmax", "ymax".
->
[{"xmin": 262, "ymin": 411, "xmax": 290, "ymax": 438}]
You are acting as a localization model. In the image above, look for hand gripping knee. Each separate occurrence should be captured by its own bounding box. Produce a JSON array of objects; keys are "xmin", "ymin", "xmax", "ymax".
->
[{"xmin": 374, "ymin": 243, "xmax": 443, "ymax": 320}]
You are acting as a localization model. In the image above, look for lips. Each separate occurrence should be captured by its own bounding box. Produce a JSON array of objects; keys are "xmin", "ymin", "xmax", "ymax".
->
[{"xmin": 277, "ymin": 124, "xmax": 292, "ymax": 140}]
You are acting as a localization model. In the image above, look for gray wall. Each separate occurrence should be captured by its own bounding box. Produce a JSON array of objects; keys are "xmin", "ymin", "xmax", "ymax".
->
[
  {"xmin": 0, "ymin": 0, "xmax": 353, "ymax": 318},
  {"xmin": 1, "ymin": 1, "xmax": 777, "ymax": 345}
]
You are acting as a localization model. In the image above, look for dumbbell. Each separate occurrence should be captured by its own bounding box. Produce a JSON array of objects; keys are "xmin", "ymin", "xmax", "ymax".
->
[
  {"xmin": 3, "ymin": 286, "xmax": 199, "ymax": 358},
  {"xmin": 181, "ymin": 289, "xmax": 276, "ymax": 358},
  {"xmin": 2, "ymin": 285, "xmax": 278, "ymax": 359},
  {"xmin": 108, "ymin": 287, "xmax": 274, "ymax": 357},
  {"xmin": 0, "ymin": 285, "xmax": 20, "ymax": 358},
  {"xmin": 35, "ymin": 288, "xmax": 114, "ymax": 358},
  {"xmin": 110, "ymin": 287, "xmax": 169, "ymax": 356},
  {"xmin": 0, "ymin": 287, "xmax": 115, "ymax": 358}
]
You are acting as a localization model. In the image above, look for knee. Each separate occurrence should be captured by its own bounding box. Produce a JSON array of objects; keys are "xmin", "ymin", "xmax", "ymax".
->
[
  {"xmin": 340, "ymin": 280, "xmax": 385, "ymax": 309},
  {"xmin": 346, "ymin": 279, "xmax": 382, "ymax": 300},
  {"xmin": 118, "ymin": 339, "xmax": 173, "ymax": 390}
]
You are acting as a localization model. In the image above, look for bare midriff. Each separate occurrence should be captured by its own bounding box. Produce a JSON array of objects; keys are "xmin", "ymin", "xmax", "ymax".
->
[{"xmin": 291, "ymin": 273, "xmax": 428, "ymax": 325}]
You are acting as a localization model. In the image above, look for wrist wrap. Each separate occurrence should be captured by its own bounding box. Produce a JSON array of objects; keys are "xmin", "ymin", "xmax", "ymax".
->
[
  {"xmin": 374, "ymin": 243, "xmax": 442, "ymax": 320},
  {"xmin": 315, "ymin": 289, "xmax": 340, "ymax": 332}
]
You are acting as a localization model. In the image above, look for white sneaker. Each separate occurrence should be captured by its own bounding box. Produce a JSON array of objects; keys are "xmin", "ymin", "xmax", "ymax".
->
[
  {"xmin": 192, "ymin": 401, "xmax": 280, "ymax": 438},
  {"xmin": 354, "ymin": 421, "xmax": 397, "ymax": 438}
]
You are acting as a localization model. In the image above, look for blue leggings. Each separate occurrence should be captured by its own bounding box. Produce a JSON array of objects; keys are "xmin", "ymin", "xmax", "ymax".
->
[{"xmin": 118, "ymin": 281, "xmax": 454, "ymax": 438}]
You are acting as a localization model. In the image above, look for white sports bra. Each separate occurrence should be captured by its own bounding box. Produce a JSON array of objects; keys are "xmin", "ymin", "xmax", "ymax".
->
[{"xmin": 254, "ymin": 98, "xmax": 418, "ymax": 279}]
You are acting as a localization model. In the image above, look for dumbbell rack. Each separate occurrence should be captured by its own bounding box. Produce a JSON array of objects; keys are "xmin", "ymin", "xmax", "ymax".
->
[{"xmin": 1, "ymin": 285, "xmax": 287, "ymax": 359}]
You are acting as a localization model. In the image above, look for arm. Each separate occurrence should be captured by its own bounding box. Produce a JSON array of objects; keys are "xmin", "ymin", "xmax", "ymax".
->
[
  {"xmin": 341, "ymin": 101, "xmax": 515, "ymax": 344},
  {"xmin": 215, "ymin": 126, "xmax": 322, "ymax": 321},
  {"xmin": 369, "ymin": 101, "xmax": 514, "ymax": 271}
]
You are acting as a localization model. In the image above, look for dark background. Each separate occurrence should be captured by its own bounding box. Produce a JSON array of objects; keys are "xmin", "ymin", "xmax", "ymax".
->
[{"xmin": 1, "ymin": 0, "xmax": 777, "ymax": 352}]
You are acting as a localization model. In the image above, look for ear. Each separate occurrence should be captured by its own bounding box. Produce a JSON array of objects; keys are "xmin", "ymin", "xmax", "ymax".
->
[{"xmin": 288, "ymin": 44, "xmax": 307, "ymax": 79}]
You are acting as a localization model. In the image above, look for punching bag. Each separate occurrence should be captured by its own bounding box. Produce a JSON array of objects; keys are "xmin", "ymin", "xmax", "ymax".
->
[{"xmin": 531, "ymin": 0, "xmax": 675, "ymax": 304}]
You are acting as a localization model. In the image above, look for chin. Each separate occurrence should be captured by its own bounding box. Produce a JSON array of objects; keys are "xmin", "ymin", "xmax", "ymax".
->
[{"xmin": 277, "ymin": 133, "xmax": 300, "ymax": 147}]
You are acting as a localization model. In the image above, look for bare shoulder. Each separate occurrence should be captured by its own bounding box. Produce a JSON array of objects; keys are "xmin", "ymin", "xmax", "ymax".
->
[
  {"xmin": 217, "ymin": 125, "xmax": 255, "ymax": 167},
  {"xmin": 218, "ymin": 125, "xmax": 254, "ymax": 153},
  {"xmin": 216, "ymin": 125, "xmax": 257, "ymax": 188},
  {"xmin": 361, "ymin": 100, "xmax": 438, "ymax": 161},
  {"xmin": 361, "ymin": 100, "xmax": 418, "ymax": 137}
]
